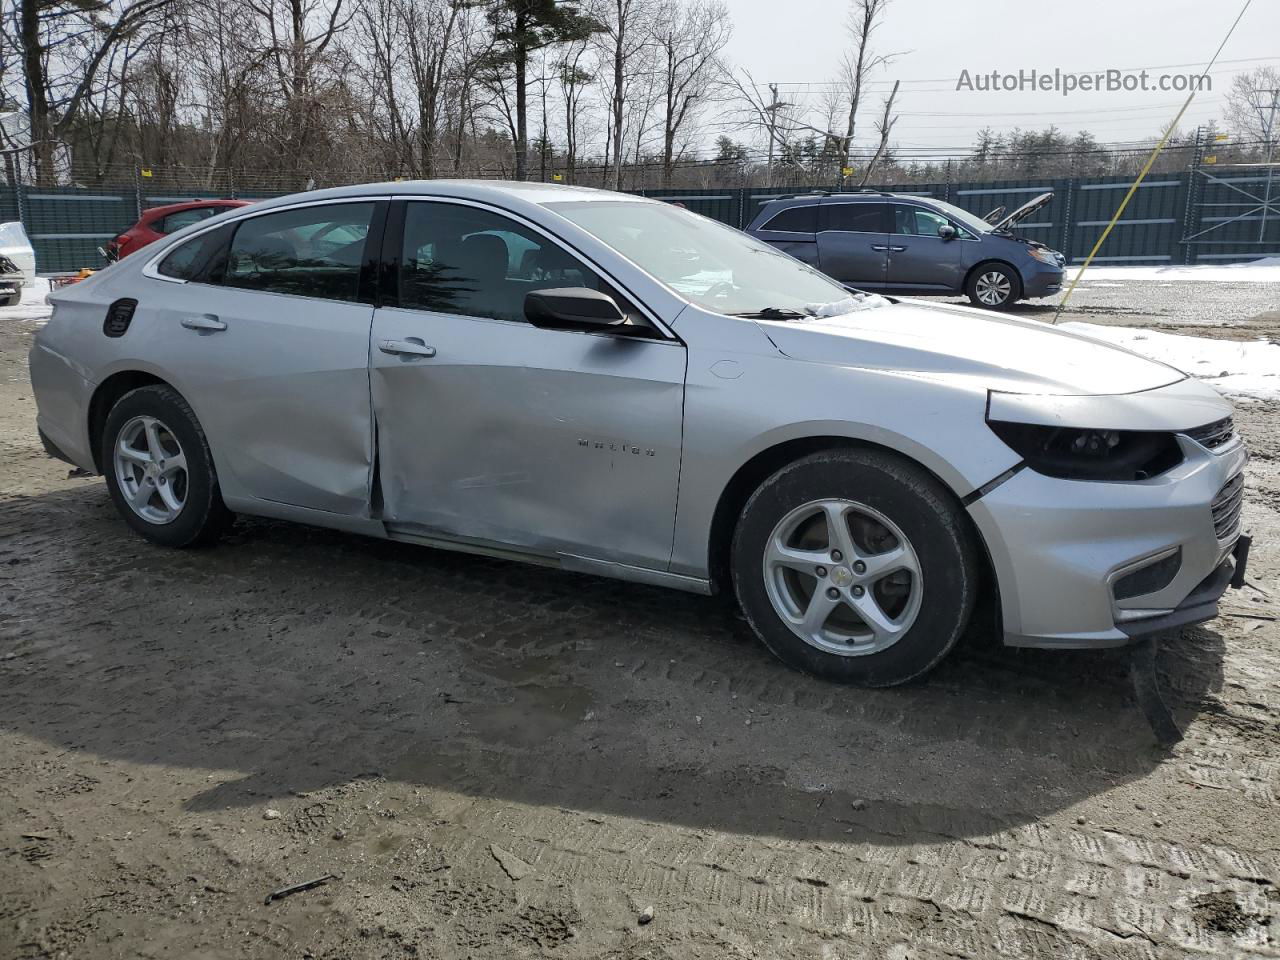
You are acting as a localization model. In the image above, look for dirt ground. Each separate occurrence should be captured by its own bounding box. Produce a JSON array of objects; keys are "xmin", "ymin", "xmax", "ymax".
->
[{"xmin": 2, "ymin": 282, "xmax": 1280, "ymax": 959}]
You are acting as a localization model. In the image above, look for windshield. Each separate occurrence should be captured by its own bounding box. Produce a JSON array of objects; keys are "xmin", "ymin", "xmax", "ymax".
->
[
  {"xmin": 544, "ymin": 200, "xmax": 851, "ymax": 315},
  {"xmin": 925, "ymin": 199, "xmax": 993, "ymax": 235}
]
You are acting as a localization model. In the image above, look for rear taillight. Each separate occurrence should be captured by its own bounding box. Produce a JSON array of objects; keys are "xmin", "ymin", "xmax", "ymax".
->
[{"xmin": 103, "ymin": 298, "xmax": 138, "ymax": 337}]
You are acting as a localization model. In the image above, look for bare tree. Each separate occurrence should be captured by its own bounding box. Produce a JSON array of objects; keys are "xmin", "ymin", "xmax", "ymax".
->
[
  {"xmin": 857, "ymin": 77, "xmax": 897, "ymax": 186},
  {"xmin": 245, "ymin": 0, "xmax": 355, "ymax": 184},
  {"xmin": 834, "ymin": 0, "xmax": 895, "ymax": 169},
  {"xmin": 1224, "ymin": 65, "xmax": 1280, "ymax": 146},
  {"xmin": 592, "ymin": 0, "xmax": 655, "ymax": 189},
  {"xmin": 6, "ymin": 0, "xmax": 174, "ymax": 183},
  {"xmin": 653, "ymin": 0, "xmax": 728, "ymax": 186},
  {"xmin": 554, "ymin": 35, "xmax": 593, "ymax": 182}
]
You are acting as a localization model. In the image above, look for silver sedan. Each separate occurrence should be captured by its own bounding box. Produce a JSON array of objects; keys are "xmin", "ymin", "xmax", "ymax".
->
[{"xmin": 29, "ymin": 181, "xmax": 1250, "ymax": 686}]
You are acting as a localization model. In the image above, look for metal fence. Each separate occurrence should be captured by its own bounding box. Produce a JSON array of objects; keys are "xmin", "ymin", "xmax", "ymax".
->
[{"xmin": 4, "ymin": 169, "xmax": 1278, "ymax": 273}]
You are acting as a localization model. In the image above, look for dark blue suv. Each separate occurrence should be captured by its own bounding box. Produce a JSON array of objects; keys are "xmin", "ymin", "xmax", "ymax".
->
[{"xmin": 745, "ymin": 190, "xmax": 1065, "ymax": 309}]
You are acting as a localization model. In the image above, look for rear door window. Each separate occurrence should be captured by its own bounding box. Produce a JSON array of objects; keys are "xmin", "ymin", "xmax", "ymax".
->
[
  {"xmin": 222, "ymin": 203, "xmax": 374, "ymax": 302},
  {"xmin": 156, "ymin": 224, "xmax": 234, "ymax": 281},
  {"xmin": 824, "ymin": 202, "xmax": 888, "ymax": 233},
  {"xmin": 761, "ymin": 205, "xmax": 818, "ymax": 233}
]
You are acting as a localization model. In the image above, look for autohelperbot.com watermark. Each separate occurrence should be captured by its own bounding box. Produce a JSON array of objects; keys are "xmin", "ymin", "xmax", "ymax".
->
[{"xmin": 956, "ymin": 68, "xmax": 1211, "ymax": 97}]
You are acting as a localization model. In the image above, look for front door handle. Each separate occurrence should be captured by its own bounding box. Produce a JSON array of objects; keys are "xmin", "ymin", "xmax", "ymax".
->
[
  {"xmin": 378, "ymin": 338, "xmax": 437, "ymax": 358},
  {"xmin": 870, "ymin": 244, "xmax": 889, "ymax": 252},
  {"xmin": 889, "ymin": 245, "xmax": 908, "ymax": 252},
  {"xmin": 181, "ymin": 314, "xmax": 226, "ymax": 332}
]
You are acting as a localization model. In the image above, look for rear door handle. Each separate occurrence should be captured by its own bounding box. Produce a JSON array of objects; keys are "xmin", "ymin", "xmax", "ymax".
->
[
  {"xmin": 378, "ymin": 338, "xmax": 437, "ymax": 358},
  {"xmin": 181, "ymin": 314, "xmax": 226, "ymax": 332},
  {"xmin": 889, "ymin": 245, "xmax": 908, "ymax": 252},
  {"xmin": 870, "ymin": 244, "xmax": 889, "ymax": 252}
]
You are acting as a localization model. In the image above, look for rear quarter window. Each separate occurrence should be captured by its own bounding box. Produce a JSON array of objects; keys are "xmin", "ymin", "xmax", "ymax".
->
[{"xmin": 761, "ymin": 205, "xmax": 818, "ymax": 233}]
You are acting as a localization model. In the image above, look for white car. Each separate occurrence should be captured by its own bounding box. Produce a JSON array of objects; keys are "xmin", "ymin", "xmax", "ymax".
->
[{"xmin": 0, "ymin": 221, "xmax": 36, "ymax": 306}]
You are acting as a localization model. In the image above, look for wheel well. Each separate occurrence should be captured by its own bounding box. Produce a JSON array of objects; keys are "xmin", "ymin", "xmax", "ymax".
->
[
  {"xmin": 87, "ymin": 371, "xmax": 170, "ymax": 472},
  {"xmin": 705, "ymin": 437, "xmax": 999, "ymax": 623},
  {"xmin": 964, "ymin": 259, "xmax": 1022, "ymax": 294}
]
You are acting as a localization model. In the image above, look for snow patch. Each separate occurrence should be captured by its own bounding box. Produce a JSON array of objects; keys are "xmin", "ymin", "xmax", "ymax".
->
[
  {"xmin": 0, "ymin": 277, "xmax": 53, "ymax": 325},
  {"xmin": 1060, "ymin": 321, "xmax": 1280, "ymax": 401},
  {"xmin": 1068, "ymin": 257, "xmax": 1280, "ymax": 283},
  {"xmin": 801, "ymin": 292, "xmax": 891, "ymax": 320}
]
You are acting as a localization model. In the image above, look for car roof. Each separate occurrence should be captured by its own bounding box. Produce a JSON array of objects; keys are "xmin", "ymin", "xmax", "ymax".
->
[
  {"xmin": 229, "ymin": 180, "xmax": 655, "ymax": 217},
  {"xmin": 762, "ymin": 191, "xmax": 936, "ymax": 207},
  {"xmin": 142, "ymin": 199, "xmax": 251, "ymax": 218}
]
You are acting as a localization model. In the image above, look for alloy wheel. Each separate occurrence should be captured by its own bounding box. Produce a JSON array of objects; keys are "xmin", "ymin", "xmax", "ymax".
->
[
  {"xmin": 761, "ymin": 498, "xmax": 923, "ymax": 656},
  {"xmin": 975, "ymin": 270, "xmax": 1012, "ymax": 306},
  {"xmin": 113, "ymin": 415, "xmax": 189, "ymax": 525}
]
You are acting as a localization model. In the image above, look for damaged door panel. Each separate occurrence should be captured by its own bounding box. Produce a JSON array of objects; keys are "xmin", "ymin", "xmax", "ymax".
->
[
  {"xmin": 370, "ymin": 198, "xmax": 687, "ymax": 570},
  {"xmin": 370, "ymin": 308, "xmax": 686, "ymax": 569},
  {"xmin": 150, "ymin": 200, "xmax": 381, "ymax": 515}
]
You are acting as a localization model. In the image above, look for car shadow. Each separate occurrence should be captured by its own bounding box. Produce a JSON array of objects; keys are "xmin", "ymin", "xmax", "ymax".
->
[{"xmin": 0, "ymin": 484, "xmax": 1227, "ymax": 847}]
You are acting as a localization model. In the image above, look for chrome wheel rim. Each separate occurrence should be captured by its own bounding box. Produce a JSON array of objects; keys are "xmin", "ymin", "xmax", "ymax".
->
[
  {"xmin": 113, "ymin": 415, "xmax": 188, "ymax": 525},
  {"xmin": 761, "ymin": 498, "xmax": 923, "ymax": 657},
  {"xmin": 975, "ymin": 271, "xmax": 1011, "ymax": 305}
]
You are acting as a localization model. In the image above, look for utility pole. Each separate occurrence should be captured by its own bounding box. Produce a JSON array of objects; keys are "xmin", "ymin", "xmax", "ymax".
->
[
  {"xmin": 763, "ymin": 83, "xmax": 792, "ymax": 189},
  {"xmin": 1258, "ymin": 88, "xmax": 1279, "ymax": 243}
]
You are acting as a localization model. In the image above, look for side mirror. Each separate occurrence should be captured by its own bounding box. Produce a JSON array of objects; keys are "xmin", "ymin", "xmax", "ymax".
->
[
  {"xmin": 525, "ymin": 287, "xmax": 634, "ymax": 333},
  {"xmin": 937, "ymin": 224, "xmax": 957, "ymax": 240}
]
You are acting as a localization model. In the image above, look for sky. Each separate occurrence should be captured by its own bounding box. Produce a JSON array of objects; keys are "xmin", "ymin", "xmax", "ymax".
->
[{"xmin": 720, "ymin": 0, "xmax": 1280, "ymax": 154}]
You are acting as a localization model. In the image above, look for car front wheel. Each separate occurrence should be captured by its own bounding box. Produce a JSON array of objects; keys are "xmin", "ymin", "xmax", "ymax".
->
[
  {"xmin": 101, "ymin": 384, "xmax": 231, "ymax": 547},
  {"xmin": 731, "ymin": 449, "xmax": 979, "ymax": 687},
  {"xmin": 966, "ymin": 263, "xmax": 1021, "ymax": 309}
]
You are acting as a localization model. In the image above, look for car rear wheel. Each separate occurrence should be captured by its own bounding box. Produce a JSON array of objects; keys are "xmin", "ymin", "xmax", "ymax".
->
[
  {"xmin": 101, "ymin": 385, "xmax": 231, "ymax": 547},
  {"xmin": 966, "ymin": 263, "xmax": 1021, "ymax": 309},
  {"xmin": 731, "ymin": 449, "xmax": 978, "ymax": 686}
]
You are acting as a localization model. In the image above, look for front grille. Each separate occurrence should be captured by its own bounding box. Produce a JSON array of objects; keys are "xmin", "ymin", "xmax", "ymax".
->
[
  {"xmin": 1187, "ymin": 416, "xmax": 1234, "ymax": 450},
  {"xmin": 1211, "ymin": 473, "xmax": 1244, "ymax": 541}
]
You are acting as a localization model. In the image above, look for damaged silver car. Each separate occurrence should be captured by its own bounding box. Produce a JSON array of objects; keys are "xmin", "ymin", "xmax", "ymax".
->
[{"xmin": 29, "ymin": 182, "xmax": 1250, "ymax": 687}]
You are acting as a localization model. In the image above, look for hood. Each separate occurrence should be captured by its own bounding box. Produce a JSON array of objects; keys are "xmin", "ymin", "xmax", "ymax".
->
[
  {"xmin": 758, "ymin": 298, "xmax": 1185, "ymax": 396},
  {"xmin": 992, "ymin": 192, "xmax": 1052, "ymax": 231}
]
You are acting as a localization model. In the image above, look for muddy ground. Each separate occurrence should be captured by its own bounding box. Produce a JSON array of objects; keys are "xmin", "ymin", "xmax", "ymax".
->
[{"xmin": 2, "ymin": 280, "xmax": 1280, "ymax": 959}]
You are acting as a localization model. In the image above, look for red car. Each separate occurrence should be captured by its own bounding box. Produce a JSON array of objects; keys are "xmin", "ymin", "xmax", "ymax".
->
[{"xmin": 103, "ymin": 199, "xmax": 251, "ymax": 262}]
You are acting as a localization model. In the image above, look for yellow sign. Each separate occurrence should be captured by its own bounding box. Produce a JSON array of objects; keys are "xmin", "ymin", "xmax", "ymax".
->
[
  {"xmin": 552, "ymin": 173, "xmax": 563, "ymax": 182},
  {"xmin": 841, "ymin": 166, "xmax": 854, "ymax": 177},
  {"xmin": 1204, "ymin": 155, "xmax": 1218, "ymax": 164},
  {"xmin": 1214, "ymin": 134, "xmax": 1229, "ymax": 142},
  {"xmin": 140, "ymin": 168, "xmax": 153, "ymax": 178}
]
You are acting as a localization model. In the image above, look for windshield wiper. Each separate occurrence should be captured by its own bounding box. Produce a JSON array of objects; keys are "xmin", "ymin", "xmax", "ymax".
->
[{"xmin": 730, "ymin": 307, "xmax": 808, "ymax": 320}]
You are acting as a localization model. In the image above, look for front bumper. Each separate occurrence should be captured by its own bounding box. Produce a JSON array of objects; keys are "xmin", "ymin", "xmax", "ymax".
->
[
  {"xmin": 1021, "ymin": 266, "xmax": 1065, "ymax": 299},
  {"xmin": 0, "ymin": 274, "xmax": 22, "ymax": 301},
  {"xmin": 968, "ymin": 434, "xmax": 1248, "ymax": 649}
]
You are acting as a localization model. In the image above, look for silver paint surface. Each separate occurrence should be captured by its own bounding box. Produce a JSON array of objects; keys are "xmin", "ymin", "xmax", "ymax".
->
[{"xmin": 28, "ymin": 179, "xmax": 1241, "ymax": 648}]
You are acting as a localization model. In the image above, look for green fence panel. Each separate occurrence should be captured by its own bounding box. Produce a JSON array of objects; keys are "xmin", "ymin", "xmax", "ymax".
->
[
  {"xmin": 24, "ymin": 185, "xmax": 138, "ymax": 272},
  {"xmin": 1065, "ymin": 175, "xmax": 1184, "ymax": 265},
  {"xmin": 1188, "ymin": 170, "xmax": 1280, "ymax": 263},
  {"xmin": 636, "ymin": 188, "xmax": 740, "ymax": 226}
]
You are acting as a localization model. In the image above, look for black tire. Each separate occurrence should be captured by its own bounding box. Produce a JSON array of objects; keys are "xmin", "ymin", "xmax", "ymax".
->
[
  {"xmin": 965, "ymin": 261, "xmax": 1021, "ymax": 310},
  {"xmin": 2, "ymin": 293, "xmax": 19, "ymax": 307},
  {"xmin": 731, "ymin": 448, "xmax": 978, "ymax": 687},
  {"xmin": 101, "ymin": 384, "xmax": 231, "ymax": 547}
]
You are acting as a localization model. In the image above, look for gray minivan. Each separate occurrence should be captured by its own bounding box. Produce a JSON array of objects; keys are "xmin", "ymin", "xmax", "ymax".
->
[{"xmin": 745, "ymin": 190, "xmax": 1066, "ymax": 309}]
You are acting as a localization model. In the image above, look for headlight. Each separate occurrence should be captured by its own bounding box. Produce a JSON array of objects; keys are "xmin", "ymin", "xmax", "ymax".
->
[
  {"xmin": 988, "ymin": 421, "xmax": 1183, "ymax": 481},
  {"xmin": 0, "ymin": 254, "xmax": 17, "ymax": 274},
  {"xmin": 1027, "ymin": 246, "xmax": 1061, "ymax": 266}
]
